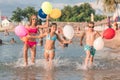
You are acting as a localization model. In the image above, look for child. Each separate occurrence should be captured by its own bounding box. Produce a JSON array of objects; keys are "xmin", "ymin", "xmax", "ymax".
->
[
  {"xmin": 29, "ymin": 23, "xmax": 71, "ymax": 70},
  {"xmin": 80, "ymin": 22, "xmax": 101, "ymax": 69},
  {"xmin": 22, "ymin": 14, "xmax": 49, "ymax": 66},
  {"xmin": 4, "ymin": 29, "xmax": 9, "ymax": 36},
  {"xmin": 10, "ymin": 38, "xmax": 16, "ymax": 44}
]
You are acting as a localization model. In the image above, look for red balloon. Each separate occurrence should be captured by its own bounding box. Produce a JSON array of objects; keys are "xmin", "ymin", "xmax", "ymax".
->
[{"xmin": 103, "ymin": 28, "xmax": 115, "ymax": 39}]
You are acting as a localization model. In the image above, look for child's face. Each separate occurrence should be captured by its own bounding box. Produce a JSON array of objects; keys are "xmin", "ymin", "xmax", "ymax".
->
[
  {"xmin": 51, "ymin": 25, "xmax": 57, "ymax": 32},
  {"xmin": 31, "ymin": 16, "xmax": 37, "ymax": 24},
  {"xmin": 88, "ymin": 23, "xmax": 94, "ymax": 30}
]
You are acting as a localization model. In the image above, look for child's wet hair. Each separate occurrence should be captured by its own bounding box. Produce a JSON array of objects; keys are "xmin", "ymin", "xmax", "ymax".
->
[
  {"xmin": 49, "ymin": 23, "xmax": 57, "ymax": 32},
  {"xmin": 88, "ymin": 21, "xmax": 94, "ymax": 25},
  {"xmin": 88, "ymin": 21, "xmax": 94, "ymax": 28},
  {"xmin": 50, "ymin": 23, "xmax": 57, "ymax": 27}
]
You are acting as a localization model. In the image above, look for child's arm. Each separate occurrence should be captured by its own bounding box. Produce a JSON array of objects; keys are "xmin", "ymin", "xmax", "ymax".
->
[
  {"xmin": 38, "ymin": 15, "xmax": 49, "ymax": 28},
  {"xmin": 96, "ymin": 31, "xmax": 101, "ymax": 36},
  {"xmin": 57, "ymin": 34, "xmax": 72, "ymax": 44},
  {"xmin": 96, "ymin": 31, "xmax": 103, "ymax": 38},
  {"xmin": 27, "ymin": 32, "xmax": 47, "ymax": 39},
  {"xmin": 80, "ymin": 32, "xmax": 85, "ymax": 46},
  {"xmin": 20, "ymin": 37, "xmax": 28, "ymax": 42}
]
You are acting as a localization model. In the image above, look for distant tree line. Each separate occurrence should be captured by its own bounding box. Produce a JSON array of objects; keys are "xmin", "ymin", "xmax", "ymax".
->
[
  {"xmin": 10, "ymin": 6, "xmax": 37, "ymax": 22},
  {"xmin": 10, "ymin": 3, "xmax": 106, "ymax": 22}
]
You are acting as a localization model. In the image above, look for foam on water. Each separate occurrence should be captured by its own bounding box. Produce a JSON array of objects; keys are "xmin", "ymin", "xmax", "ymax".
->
[
  {"xmin": 9, "ymin": 57, "xmax": 71, "ymax": 69},
  {"xmin": 1, "ymin": 54, "xmax": 119, "ymax": 72},
  {"xmin": 1, "ymin": 33, "xmax": 120, "ymax": 80}
]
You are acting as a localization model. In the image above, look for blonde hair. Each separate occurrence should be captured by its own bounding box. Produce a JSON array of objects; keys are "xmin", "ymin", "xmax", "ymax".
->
[{"xmin": 29, "ymin": 14, "xmax": 38, "ymax": 26}]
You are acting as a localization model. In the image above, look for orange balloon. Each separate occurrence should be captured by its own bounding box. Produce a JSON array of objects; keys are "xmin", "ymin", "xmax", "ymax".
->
[
  {"xmin": 50, "ymin": 9, "xmax": 61, "ymax": 19},
  {"xmin": 21, "ymin": 37, "xmax": 28, "ymax": 42}
]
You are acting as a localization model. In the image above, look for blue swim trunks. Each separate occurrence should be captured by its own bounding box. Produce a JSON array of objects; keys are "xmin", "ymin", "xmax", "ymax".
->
[{"xmin": 84, "ymin": 45, "xmax": 96, "ymax": 56}]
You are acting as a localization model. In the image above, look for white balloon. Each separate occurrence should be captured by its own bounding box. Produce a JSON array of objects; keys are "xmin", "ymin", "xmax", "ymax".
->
[
  {"xmin": 93, "ymin": 37, "xmax": 104, "ymax": 50},
  {"xmin": 63, "ymin": 25, "xmax": 74, "ymax": 39}
]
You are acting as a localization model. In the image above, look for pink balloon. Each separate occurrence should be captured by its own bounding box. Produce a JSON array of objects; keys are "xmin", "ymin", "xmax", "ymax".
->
[{"xmin": 15, "ymin": 25, "xmax": 28, "ymax": 37}]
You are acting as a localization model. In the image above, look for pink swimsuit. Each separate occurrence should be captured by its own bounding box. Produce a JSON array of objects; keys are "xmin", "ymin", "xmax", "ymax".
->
[
  {"xmin": 26, "ymin": 41, "xmax": 37, "ymax": 48},
  {"xmin": 27, "ymin": 28, "xmax": 38, "ymax": 34},
  {"xmin": 26, "ymin": 27, "xmax": 38, "ymax": 47}
]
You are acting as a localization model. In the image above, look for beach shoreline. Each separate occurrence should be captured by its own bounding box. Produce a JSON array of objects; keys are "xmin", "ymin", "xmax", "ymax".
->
[{"xmin": 1, "ymin": 22, "xmax": 120, "ymax": 49}]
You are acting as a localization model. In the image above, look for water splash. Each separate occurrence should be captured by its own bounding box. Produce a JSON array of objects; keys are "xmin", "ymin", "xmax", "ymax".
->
[{"xmin": 10, "ymin": 57, "xmax": 71, "ymax": 69}]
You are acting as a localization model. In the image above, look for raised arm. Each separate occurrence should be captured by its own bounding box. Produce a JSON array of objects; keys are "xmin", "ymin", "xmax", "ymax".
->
[
  {"xmin": 38, "ymin": 15, "xmax": 49, "ymax": 28},
  {"xmin": 96, "ymin": 31, "xmax": 101, "ymax": 37}
]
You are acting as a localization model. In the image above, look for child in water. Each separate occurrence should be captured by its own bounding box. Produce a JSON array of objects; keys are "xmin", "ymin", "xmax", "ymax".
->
[
  {"xmin": 80, "ymin": 22, "xmax": 101, "ymax": 69},
  {"xmin": 22, "ymin": 14, "xmax": 49, "ymax": 66},
  {"xmin": 10, "ymin": 38, "xmax": 16, "ymax": 44},
  {"xmin": 29, "ymin": 23, "xmax": 72, "ymax": 70}
]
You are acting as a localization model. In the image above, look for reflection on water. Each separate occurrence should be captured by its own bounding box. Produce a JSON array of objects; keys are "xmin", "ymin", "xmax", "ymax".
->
[
  {"xmin": 42, "ymin": 70, "xmax": 55, "ymax": 80},
  {"xmin": 15, "ymin": 68, "xmax": 37, "ymax": 80},
  {"xmin": 83, "ymin": 70, "xmax": 95, "ymax": 80},
  {"xmin": 13, "ymin": 66, "xmax": 55, "ymax": 80},
  {"xmin": 0, "ymin": 32, "xmax": 120, "ymax": 80}
]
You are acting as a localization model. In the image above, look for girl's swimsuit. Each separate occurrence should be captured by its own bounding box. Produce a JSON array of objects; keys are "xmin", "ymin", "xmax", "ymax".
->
[
  {"xmin": 46, "ymin": 33, "xmax": 57, "ymax": 41},
  {"xmin": 26, "ymin": 41, "xmax": 37, "ymax": 48},
  {"xmin": 27, "ymin": 27, "xmax": 38, "ymax": 34},
  {"xmin": 26, "ymin": 27, "xmax": 38, "ymax": 47},
  {"xmin": 44, "ymin": 33, "xmax": 57, "ymax": 54},
  {"xmin": 45, "ymin": 49, "xmax": 55, "ymax": 54}
]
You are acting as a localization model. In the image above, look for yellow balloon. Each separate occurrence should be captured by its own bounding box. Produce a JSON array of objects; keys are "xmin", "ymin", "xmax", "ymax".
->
[
  {"xmin": 41, "ymin": 1, "xmax": 52, "ymax": 14},
  {"xmin": 50, "ymin": 9, "xmax": 62, "ymax": 19}
]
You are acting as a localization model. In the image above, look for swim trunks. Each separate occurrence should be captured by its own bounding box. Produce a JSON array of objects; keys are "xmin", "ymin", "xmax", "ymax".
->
[{"xmin": 84, "ymin": 45, "xmax": 96, "ymax": 56}]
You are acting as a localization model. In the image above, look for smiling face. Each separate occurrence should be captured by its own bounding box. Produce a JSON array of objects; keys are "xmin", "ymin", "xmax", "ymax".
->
[
  {"xmin": 31, "ymin": 15, "xmax": 37, "ymax": 24},
  {"xmin": 29, "ymin": 15, "xmax": 38, "ymax": 26},
  {"xmin": 51, "ymin": 25, "xmax": 57, "ymax": 32},
  {"xmin": 50, "ymin": 23, "xmax": 57, "ymax": 33},
  {"xmin": 88, "ymin": 22, "xmax": 94, "ymax": 30}
]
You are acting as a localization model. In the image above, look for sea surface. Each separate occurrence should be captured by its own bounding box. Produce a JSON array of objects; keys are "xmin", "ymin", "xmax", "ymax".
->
[{"xmin": 0, "ymin": 32, "xmax": 120, "ymax": 80}]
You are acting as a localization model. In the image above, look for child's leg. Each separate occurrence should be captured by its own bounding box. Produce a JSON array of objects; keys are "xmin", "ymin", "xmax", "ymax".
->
[
  {"xmin": 89, "ymin": 55, "xmax": 94, "ymax": 66},
  {"xmin": 44, "ymin": 52, "xmax": 49, "ymax": 61},
  {"xmin": 89, "ymin": 48, "xmax": 95, "ymax": 67},
  {"xmin": 44, "ymin": 52, "xmax": 49, "ymax": 70},
  {"xmin": 85, "ymin": 50, "xmax": 91, "ymax": 68},
  {"xmin": 49, "ymin": 52, "xmax": 55, "ymax": 70},
  {"xmin": 23, "ymin": 44, "xmax": 29, "ymax": 66},
  {"xmin": 30, "ymin": 45, "xmax": 36, "ymax": 64}
]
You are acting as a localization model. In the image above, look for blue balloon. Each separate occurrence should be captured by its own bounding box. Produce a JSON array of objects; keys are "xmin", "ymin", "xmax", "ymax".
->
[{"xmin": 38, "ymin": 9, "xmax": 47, "ymax": 19}]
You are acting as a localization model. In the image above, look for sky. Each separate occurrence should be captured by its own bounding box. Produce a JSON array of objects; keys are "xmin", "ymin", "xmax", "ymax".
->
[{"xmin": 0, "ymin": 0, "xmax": 103, "ymax": 18}]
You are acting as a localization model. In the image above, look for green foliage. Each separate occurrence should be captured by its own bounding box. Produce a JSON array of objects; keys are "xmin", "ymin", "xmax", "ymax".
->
[
  {"xmin": 23, "ymin": 6, "xmax": 37, "ymax": 20},
  {"xmin": 94, "ymin": 15, "xmax": 106, "ymax": 21},
  {"xmin": 10, "ymin": 3, "xmax": 106, "ymax": 22},
  {"xmin": 97, "ymin": 0, "xmax": 119, "ymax": 12},
  {"xmin": 59, "ymin": 3, "xmax": 106, "ymax": 22},
  {"xmin": 59, "ymin": 3, "xmax": 97, "ymax": 22},
  {"xmin": 10, "ymin": 7, "xmax": 24, "ymax": 22},
  {"xmin": 10, "ymin": 6, "xmax": 37, "ymax": 22}
]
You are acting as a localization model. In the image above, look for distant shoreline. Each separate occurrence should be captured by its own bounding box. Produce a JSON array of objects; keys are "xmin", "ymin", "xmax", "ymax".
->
[{"xmin": 1, "ymin": 22, "xmax": 120, "ymax": 49}]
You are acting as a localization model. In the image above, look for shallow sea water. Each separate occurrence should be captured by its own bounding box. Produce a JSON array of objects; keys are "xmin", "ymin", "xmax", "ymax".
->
[{"xmin": 0, "ymin": 32, "xmax": 120, "ymax": 80}]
